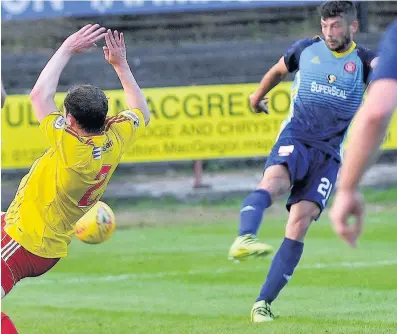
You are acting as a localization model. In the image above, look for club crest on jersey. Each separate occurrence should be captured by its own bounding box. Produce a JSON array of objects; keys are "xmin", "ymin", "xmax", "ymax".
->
[
  {"xmin": 327, "ymin": 74, "xmax": 337, "ymax": 84},
  {"xmin": 344, "ymin": 62, "xmax": 356, "ymax": 73},
  {"xmin": 93, "ymin": 147, "xmax": 102, "ymax": 160},
  {"xmin": 54, "ymin": 116, "xmax": 66, "ymax": 129}
]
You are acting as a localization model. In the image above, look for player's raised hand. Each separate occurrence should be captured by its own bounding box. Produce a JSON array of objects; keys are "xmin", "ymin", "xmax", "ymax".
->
[
  {"xmin": 329, "ymin": 189, "xmax": 365, "ymax": 248},
  {"xmin": 64, "ymin": 24, "xmax": 106, "ymax": 54},
  {"xmin": 103, "ymin": 30, "xmax": 127, "ymax": 67},
  {"xmin": 250, "ymin": 94, "xmax": 269, "ymax": 114}
]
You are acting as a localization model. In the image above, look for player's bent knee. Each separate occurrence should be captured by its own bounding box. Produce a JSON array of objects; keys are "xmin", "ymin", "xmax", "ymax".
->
[
  {"xmin": 285, "ymin": 217, "xmax": 312, "ymax": 241},
  {"xmin": 257, "ymin": 165, "xmax": 291, "ymax": 199},
  {"xmin": 286, "ymin": 201, "xmax": 320, "ymax": 241}
]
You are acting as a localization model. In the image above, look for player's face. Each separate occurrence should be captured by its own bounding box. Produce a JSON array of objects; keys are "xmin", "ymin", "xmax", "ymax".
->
[{"xmin": 321, "ymin": 16, "xmax": 356, "ymax": 52}]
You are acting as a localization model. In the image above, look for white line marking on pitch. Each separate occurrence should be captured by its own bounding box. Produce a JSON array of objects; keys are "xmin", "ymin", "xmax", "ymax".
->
[{"xmin": 19, "ymin": 259, "xmax": 397, "ymax": 286}]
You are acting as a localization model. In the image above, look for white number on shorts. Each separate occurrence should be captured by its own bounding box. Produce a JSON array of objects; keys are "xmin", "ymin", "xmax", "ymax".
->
[{"xmin": 317, "ymin": 177, "xmax": 333, "ymax": 206}]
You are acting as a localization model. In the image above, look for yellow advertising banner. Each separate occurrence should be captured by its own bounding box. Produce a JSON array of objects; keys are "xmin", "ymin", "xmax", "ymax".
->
[{"xmin": 2, "ymin": 82, "xmax": 397, "ymax": 169}]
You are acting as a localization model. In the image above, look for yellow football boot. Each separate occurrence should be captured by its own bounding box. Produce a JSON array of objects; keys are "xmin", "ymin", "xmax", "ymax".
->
[
  {"xmin": 228, "ymin": 234, "xmax": 273, "ymax": 260},
  {"xmin": 251, "ymin": 300, "xmax": 275, "ymax": 323}
]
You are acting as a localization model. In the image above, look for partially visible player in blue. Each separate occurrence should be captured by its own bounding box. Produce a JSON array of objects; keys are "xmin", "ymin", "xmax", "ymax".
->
[
  {"xmin": 330, "ymin": 20, "xmax": 397, "ymax": 247},
  {"xmin": 226, "ymin": 1, "xmax": 377, "ymax": 322}
]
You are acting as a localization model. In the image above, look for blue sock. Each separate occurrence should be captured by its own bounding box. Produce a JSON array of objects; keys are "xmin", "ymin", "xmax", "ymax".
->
[
  {"xmin": 238, "ymin": 189, "xmax": 272, "ymax": 236},
  {"xmin": 257, "ymin": 237, "xmax": 304, "ymax": 303}
]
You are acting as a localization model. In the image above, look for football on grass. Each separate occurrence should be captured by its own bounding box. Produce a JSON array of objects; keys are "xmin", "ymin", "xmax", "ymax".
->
[{"xmin": 75, "ymin": 201, "xmax": 116, "ymax": 244}]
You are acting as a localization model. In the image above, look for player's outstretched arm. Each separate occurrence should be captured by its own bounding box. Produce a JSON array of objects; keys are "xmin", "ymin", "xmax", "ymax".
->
[
  {"xmin": 341, "ymin": 22, "xmax": 397, "ymax": 189},
  {"xmin": 103, "ymin": 30, "xmax": 150, "ymax": 125},
  {"xmin": 30, "ymin": 24, "xmax": 106, "ymax": 122},
  {"xmin": 339, "ymin": 80, "xmax": 397, "ymax": 190},
  {"xmin": 250, "ymin": 57, "xmax": 289, "ymax": 113},
  {"xmin": 330, "ymin": 20, "xmax": 397, "ymax": 247},
  {"xmin": 1, "ymin": 80, "xmax": 7, "ymax": 108},
  {"xmin": 330, "ymin": 80, "xmax": 397, "ymax": 247}
]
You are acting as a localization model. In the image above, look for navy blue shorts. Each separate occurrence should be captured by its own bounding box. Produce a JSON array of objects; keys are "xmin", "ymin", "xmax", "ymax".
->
[{"xmin": 265, "ymin": 137, "xmax": 340, "ymax": 219}]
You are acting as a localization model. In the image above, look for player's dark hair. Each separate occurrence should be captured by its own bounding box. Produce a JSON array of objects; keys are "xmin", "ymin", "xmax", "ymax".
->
[
  {"xmin": 64, "ymin": 84, "xmax": 108, "ymax": 134},
  {"xmin": 319, "ymin": 1, "xmax": 357, "ymax": 24}
]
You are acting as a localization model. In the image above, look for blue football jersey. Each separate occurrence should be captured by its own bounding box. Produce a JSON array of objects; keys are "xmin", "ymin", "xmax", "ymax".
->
[
  {"xmin": 278, "ymin": 36, "xmax": 375, "ymax": 161},
  {"xmin": 371, "ymin": 20, "xmax": 397, "ymax": 82}
]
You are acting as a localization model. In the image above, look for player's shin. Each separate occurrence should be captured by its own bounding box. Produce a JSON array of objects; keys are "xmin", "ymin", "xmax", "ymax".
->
[
  {"xmin": 257, "ymin": 237, "xmax": 304, "ymax": 303},
  {"xmin": 229, "ymin": 189, "xmax": 274, "ymax": 260},
  {"xmin": 239, "ymin": 189, "xmax": 272, "ymax": 236}
]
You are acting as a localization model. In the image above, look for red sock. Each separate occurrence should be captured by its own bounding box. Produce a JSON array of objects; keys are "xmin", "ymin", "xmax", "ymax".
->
[{"xmin": 1, "ymin": 312, "xmax": 18, "ymax": 334}]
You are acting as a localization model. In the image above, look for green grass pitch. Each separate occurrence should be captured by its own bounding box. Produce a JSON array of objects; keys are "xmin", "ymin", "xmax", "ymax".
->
[{"xmin": 3, "ymin": 189, "xmax": 397, "ymax": 333}]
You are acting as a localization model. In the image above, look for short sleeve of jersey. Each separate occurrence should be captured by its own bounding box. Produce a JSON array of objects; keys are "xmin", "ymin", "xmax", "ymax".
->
[
  {"xmin": 371, "ymin": 20, "xmax": 397, "ymax": 82},
  {"xmin": 39, "ymin": 112, "xmax": 66, "ymax": 147},
  {"xmin": 105, "ymin": 109, "xmax": 146, "ymax": 149},
  {"xmin": 283, "ymin": 37, "xmax": 317, "ymax": 73}
]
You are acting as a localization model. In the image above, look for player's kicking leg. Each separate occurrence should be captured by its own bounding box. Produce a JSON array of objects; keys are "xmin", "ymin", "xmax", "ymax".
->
[
  {"xmin": 251, "ymin": 153, "xmax": 339, "ymax": 322},
  {"xmin": 228, "ymin": 165, "xmax": 290, "ymax": 260},
  {"xmin": 228, "ymin": 137, "xmax": 311, "ymax": 261},
  {"xmin": 251, "ymin": 200, "xmax": 319, "ymax": 322}
]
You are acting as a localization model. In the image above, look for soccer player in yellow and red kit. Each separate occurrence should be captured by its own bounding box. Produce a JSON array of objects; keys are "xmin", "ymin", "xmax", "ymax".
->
[{"xmin": 1, "ymin": 24, "xmax": 150, "ymax": 331}]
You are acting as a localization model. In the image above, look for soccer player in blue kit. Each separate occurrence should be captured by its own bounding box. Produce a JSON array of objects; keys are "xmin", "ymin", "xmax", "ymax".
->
[
  {"xmin": 227, "ymin": 1, "xmax": 378, "ymax": 322},
  {"xmin": 330, "ymin": 20, "xmax": 397, "ymax": 247}
]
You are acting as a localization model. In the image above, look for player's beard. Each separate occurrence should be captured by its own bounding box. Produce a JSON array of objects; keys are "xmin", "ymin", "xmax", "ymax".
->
[{"xmin": 327, "ymin": 34, "xmax": 352, "ymax": 52}]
